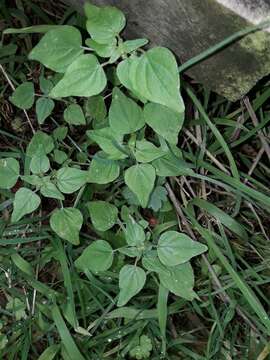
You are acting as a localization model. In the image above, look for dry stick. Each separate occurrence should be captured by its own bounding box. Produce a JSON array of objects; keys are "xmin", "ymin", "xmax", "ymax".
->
[
  {"xmin": 165, "ymin": 181, "xmax": 261, "ymax": 335},
  {"xmin": 244, "ymin": 147, "xmax": 265, "ymax": 184},
  {"xmin": 184, "ymin": 128, "xmax": 230, "ymax": 175},
  {"xmin": 0, "ymin": 64, "xmax": 35, "ymax": 134},
  {"xmin": 243, "ymin": 96, "xmax": 270, "ymax": 162}
]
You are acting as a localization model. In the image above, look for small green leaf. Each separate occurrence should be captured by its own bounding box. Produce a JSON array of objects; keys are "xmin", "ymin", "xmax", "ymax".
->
[
  {"xmin": 6, "ymin": 297, "xmax": 26, "ymax": 321},
  {"xmin": 11, "ymin": 188, "xmax": 41, "ymax": 223},
  {"xmin": 129, "ymin": 335, "xmax": 152, "ymax": 360},
  {"xmin": 75, "ymin": 240, "xmax": 113, "ymax": 272},
  {"xmin": 117, "ymin": 265, "xmax": 146, "ymax": 307},
  {"xmin": 87, "ymin": 127, "xmax": 127, "ymax": 160},
  {"xmin": 30, "ymin": 147, "xmax": 50, "ymax": 174},
  {"xmin": 87, "ymin": 201, "xmax": 118, "ymax": 231},
  {"xmin": 29, "ymin": 26, "xmax": 83, "ymax": 73},
  {"xmin": 124, "ymin": 216, "xmax": 145, "ymax": 247},
  {"xmin": 122, "ymin": 38, "xmax": 148, "ymax": 54},
  {"xmin": 148, "ymin": 186, "xmax": 167, "ymax": 212},
  {"xmin": 157, "ymin": 230, "xmax": 208, "ymax": 266},
  {"xmin": 36, "ymin": 97, "xmax": 54, "ymax": 124},
  {"xmin": 159, "ymin": 262, "xmax": 197, "ymax": 301},
  {"xmin": 85, "ymin": 38, "xmax": 117, "ymax": 58},
  {"xmin": 53, "ymin": 149, "xmax": 68, "ymax": 164},
  {"xmin": 21, "ymin": 175, "xmax": 44, "ymax": 187},
  {"xmin": 40, "ymin": 181, "xmax": 64, "ymax": 200},
  {"xmin": 144, "ymin": 103, "xmax": 184, "ymax": 145},
  {"xmin": 50, "ymin": 54, "xmax": 107, "ymax": 98},
  {"xmin": 124, "ymin": 164, "xmax": 156, "ymax": 208},
  {"xmin": 39, "ymin": 76, "xmax": 54, "ymax": 94},
  {"xmin": 87, "ymin": 152, "xmax": 120, "ymax": 184},
  {"xmin": 50, "ymin": 208, "xmax": 83, "ymax": 245},
  {"xmin": 109, "ymin": 88, "xmax": 145, "ymax": 135},
  {"xmin": 85, "ymin": 95, "xmax": 107, "ymax": 121},
  {"xmin": 9, "ymin": 82, "xmax": 35, "ymax": 110},
  {"xmin": 142, "ymin": 252, "xmax": 196, "ymax": 300},
  {"xmin": 26, "ymin": 131, "xmax": 54, "ymax": 157},
  {"xmin": 56, "ymin": 167, "xmax": 88, "ymax": 194},
  {"xmin": 128, "ymin": 47, "xmax": 184, "ymax": 113},
  {"xmin": 0, "ymin": 158, "xmax": 19, "ymax": 189},
  {"xmin": 134, "ymin": 140, "xmax": 165, "ymax": 163},
  {"xmin": 85, "ymin": 3, "xmax": 126, "ymax": 44},
  {"xmin": 152, "ymin": 152, "xmax": 194, "ymax": 177},
  {"xmin": 53, "ymin": 126, "xmax": 68, "ymax": 141},
  {"xmin": 64, "ymin": 104, "xmax": 86, "ymax": 125}
]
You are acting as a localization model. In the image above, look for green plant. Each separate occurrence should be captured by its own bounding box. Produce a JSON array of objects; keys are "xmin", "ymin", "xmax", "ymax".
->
[{"xmin": 2, "ymin": 3, "xmax": 207, "ymax": 310}]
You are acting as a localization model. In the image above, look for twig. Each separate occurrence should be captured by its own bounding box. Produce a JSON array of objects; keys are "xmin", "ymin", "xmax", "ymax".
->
[
  {"xmin": 165, "ymin": 181, "xmax": 261, "ymax": 336},
  {"xmin": 184, "ymin": 128, "xmax": 230, "ymax": 175},
  {"xmin": 244, "ymin": 147, "xmax": 265, "ymax": 184},
  {"xmin": 0, "ymin": 64, "xmax": 35, "ymax": 134},
  {"xmin": 243, "ymin": 97, "xmax": 270, "ymax": 162}
]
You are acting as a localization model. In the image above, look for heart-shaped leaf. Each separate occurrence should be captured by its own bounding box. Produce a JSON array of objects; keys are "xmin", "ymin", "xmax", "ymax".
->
[
  {"xmin": 11, "ymin": 188, "xmax": 41, "ymax": 223},
  {"xmin": 0, "ymin": 158, "xmax": 20, "ymax": 189},
  {"xmin": 75, "ymin": 240, "xmax": 113, "ymax": 272},
  {"xmin": 50, "ymin": 207, "xmax": 83, "ymax": 245},
  {"xmin": 117, "ymin": 265, "xmax": 146, "ymax": 307},
  {"xmin": 29, "ymin": 26, "xmax": 83, "ymax": 73},
  {"xmin": 50, "ymin": 55, "xmax": 106, "ymax": 98},
  {"xmin": 157, "ymin": 230, "xmax": 207, "ymax": 266},
  {"xmin": 9, "ymin": 82, "xmax": 34, "ymax": 110},
  {"xmin": 64, "ymin": 104, "xmax": 86, "ymax": 125},
  {"xmin": 56, "ymin": 167, "xmax": 88, "ymax": 194},
  {"xmin": 87, "ymin": 201, "xmax": 118, "ymax": 231},
  {"xmin": 124, "ymin": 164, "xmax": 156, "ymax": 208}
]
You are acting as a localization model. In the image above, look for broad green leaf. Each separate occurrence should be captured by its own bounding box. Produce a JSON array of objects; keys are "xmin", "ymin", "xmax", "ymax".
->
[
  {"xmin": 85, "ymin": 3, "xmax": 126, "ymax": 44},
  {"xmin": 29, "ymin": 26, "xmax": 83, "ymax": 73},
  {"xmin": 85, "ymin": 38, "xmax": 117, "ymax": 58},
  {"xmin": 124, "ymin": 216, "xmax": 145, "ymax": 247},
  {"xmin": 11, "ymin": 188, "xmax": 41, "ymax": 223},
  {"xmin": 75, "ymin": 240, "xmax": 113, "ymax": 272},
  {"xmin": 142, "ymin": 252, "xmax": 196, "ymax": 300},
  {"xmin": 109, "ymin": 88, "xmax": 145, "ymax": 135},
  {"xmin": 30, "ymin": 150, "xmax": 50, "ymax": 174},
  {"xmin": 159, "ymin": 262, "xmax": 197, "ymax": 300},
  {"xmin": 144, "ymin": 103, "xmax": 184, "ymax": 145},
  {"xmin": 124, "ymin": 164, "xmax": 156, "ymax": 208},
  {"xmin": 84, "ymin": 95, "xmax": 107, "ymax": 121},
  {"xmin": 39, "ymin": 76, "xmax": 54, "ymax": 94},
  {"xmin": 56, "ymin": 167, "xmax": 88, "ymax": 194},
  {"xmin": 87, "ymin": 127, "xmax": 127, "ymax": 160},
  {"xmin": 152, "ymin": 152, "xmax": 194, "ymax": 177},
  {"xmin": 148, "ymin": 186, "xmax": 167, "ymax": 212},
  {"xmin": 0, "ymin": 158, "xmax": 19, "ymax": 189},
  {"xmin": 87, "ymin": 201, "xmax": 118, "ymax": 231},
  {"xmin": 117, "ymin": 265, "xmax": 146, "ymax": 307},
  {"xmin": 129, "ymin": 47, "xmax": 184, "ymax": 113},
  {"xmin": 87, "ymin": 152, "xmax": 120, "ymax": 184},
  {"xmin": 122, "ymin": 39, "xmax": 148, "ymax": 54},
  {"xmin": 50, "ymin": 208, "xmax": 83, "ymax": 245},
  {"xmin": 9, "ymin": 82, "xmax": 34, "ymax": 110},
  {"xmin": 40, "ymin": 181, "xmax": 64, "ymax": 200},
  {"xmin": 118, "ymin": 247, "xmax": 142, "ymax": 258},
  {"xmin": 53, "ymin": 150, "xmax": 68, "ymax": 165},
  {"xmin": 157, "ymin": 230, "xmax": 207, "ymax": 266},
  {"xmin": 27, "ymin": 131, "xmax": 54, "ymax": 156},
  {"xmin": 64, "ymin": 104, "xmax": 86, "ymax": 125},
  {"xmin": 134, "ymin": 140, "xmax": 165, "ymax": 163},
  {"xmin": 36, "ymin": 97, "xmax": 55, "ymax": 124},
  {"xmin": 50, "ymin": 55, "xmax": 107, "ymax": 98}
]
